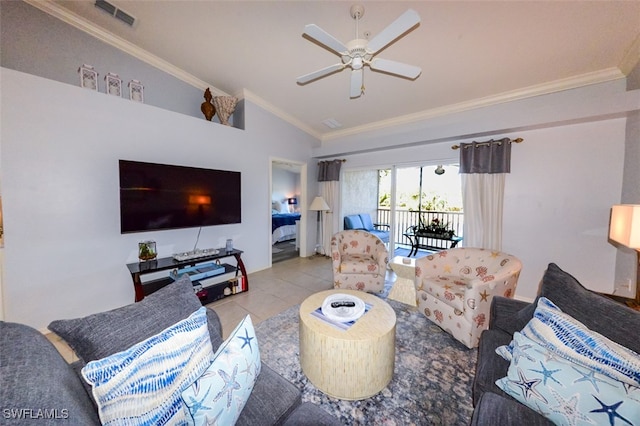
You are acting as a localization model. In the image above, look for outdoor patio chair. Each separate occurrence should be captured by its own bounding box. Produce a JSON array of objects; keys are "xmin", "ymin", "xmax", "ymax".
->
[{"xmin": 343, "ymin": 214, "xmax": 390, "ymax": 243}]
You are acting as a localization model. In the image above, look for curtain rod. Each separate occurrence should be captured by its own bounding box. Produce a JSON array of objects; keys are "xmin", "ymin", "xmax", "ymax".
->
[
  {"xmin": 317, "ymin": 159, "xmax": 347, "ymax": 164},
  {"xmin": 451, "ymin": 138, "xmax": 523, "ymax": 150}
]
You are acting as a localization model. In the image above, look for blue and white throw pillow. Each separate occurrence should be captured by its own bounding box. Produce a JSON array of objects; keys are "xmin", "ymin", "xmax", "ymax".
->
[
  {"xmin": 496, "ymin": 297, "xmax": 640, "ymax": 387},
  {"xmin": 182, "ymin": 314, "xmax": 261, "ymax": 425},
  {"xmin": 496, "ymin": 332, "xmax": 640, "ymax": 426},
  {"xmin": 82, "ymin": 307, "xmax": 214, "ymax": 426}
]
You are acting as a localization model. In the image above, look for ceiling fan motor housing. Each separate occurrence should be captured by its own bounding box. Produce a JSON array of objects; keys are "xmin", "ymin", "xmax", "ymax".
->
[{"xmin": 342, "ymin": 39, "xmax": 372, "ymax": 69}]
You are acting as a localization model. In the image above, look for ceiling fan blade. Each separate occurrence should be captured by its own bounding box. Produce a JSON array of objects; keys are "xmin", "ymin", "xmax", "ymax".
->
[
  {"xmin": 297, "ymin": 63, "xmax": 345, "ymax": 84},
  {"xmin": 350, "ymin": 69, "xmax": 363, "ymax": 99},
  {"xmin": 367, "ymin": 9, "xmax": 420, "ymax": 54},
  {"xmin": 369, "ymin": 58, "xmax": 422, "ymax": 79},
  {"xmin": 303, "ymin": 24, "xmax": 349, "ymax": 55}
]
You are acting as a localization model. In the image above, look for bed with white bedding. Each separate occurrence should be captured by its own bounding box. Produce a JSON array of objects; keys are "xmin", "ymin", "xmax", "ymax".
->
[{"xmin": 272, "ymin": 212, "xmax": 301, "ymax": 244}]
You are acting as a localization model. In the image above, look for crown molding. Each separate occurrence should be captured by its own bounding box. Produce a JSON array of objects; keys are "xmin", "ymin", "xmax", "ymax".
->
[
  {"xmin": 619, "ymin": 31, "xmax": 640, "ymax": 76},
  {"xmin": 24, "ymin": 0, "xmax": 230, "ymax": 97},
  {"xmin": 26, "ymin": 0, "xmax": 630, "ymax": 144},
  {"xmin": 26, "ymin": 0, "xmax": 319, "ymax": 138},
  {"xmin": 321, "ymin": 67, "xmax": 625, "ymax": 142}
]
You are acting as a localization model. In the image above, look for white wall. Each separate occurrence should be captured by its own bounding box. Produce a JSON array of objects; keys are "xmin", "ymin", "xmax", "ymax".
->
[
  {"xmin": 314, "ymin": 79, "xmax": 637, "ymax": 158},
  {"xmin": 0, "ymin": 68, "xmax": 317, "ymax": 330},
  {"xmin": 0, "ymin": 1, "xmax": 208, "ymax": 120},
  {"xmin": 272, "ymin": 168, "xmax": 299, "ymax": 209},
  {"xmin": 1, "ymin": 0, "xmax": 635, "ymax": 326},
  {"xmin": 614, "ymin": 110, "xmax": 640, "ymax": 298},
  {"xmin": 502, "ymin": 120, "xmax": 625, "ymax": 299},
  {"xmin": 325, "ymin": 69, "xmax": 638, "ymax": 302},
  {"xmin": 337, "ymin": 119, "xmax": 626, "ymax": 301}
]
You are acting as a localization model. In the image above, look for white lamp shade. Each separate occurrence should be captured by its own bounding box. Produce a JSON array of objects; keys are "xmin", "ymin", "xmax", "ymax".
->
[
  {"xmin": 609, "ymin": 204, "xmax": 640, "ymax": 248},
  {"xmin": 309, "ymin": 196, "xmax": 330, "ymax": 211}
]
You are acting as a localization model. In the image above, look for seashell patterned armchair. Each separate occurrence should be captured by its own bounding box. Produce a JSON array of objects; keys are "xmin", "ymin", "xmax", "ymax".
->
[
  {"xmin": 415, "ymin": 248, "xmax": 522, "ymax": 349},
  {"xmin": 331, "ymin": 230, "xmax": 389, "ymax": 294}
]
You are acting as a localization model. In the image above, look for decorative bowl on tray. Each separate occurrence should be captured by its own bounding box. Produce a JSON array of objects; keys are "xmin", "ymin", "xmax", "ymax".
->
[{"xmin": 321, "ymin": 294, "xmax": 365, "ymax": 323}]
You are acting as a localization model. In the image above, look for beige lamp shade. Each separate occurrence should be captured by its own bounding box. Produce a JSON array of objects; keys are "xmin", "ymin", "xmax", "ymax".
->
[
  {"xmin": 309, "ymin": 196, "xmax": 330, "ymax": 211},
  {"xmin": 609, "ymin": 204, "xmax": 640, "ymax": 248}
]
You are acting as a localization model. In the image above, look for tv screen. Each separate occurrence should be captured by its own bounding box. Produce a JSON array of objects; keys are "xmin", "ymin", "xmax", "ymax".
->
[{"xmin": 119, "ymin": 160, "xmax": 241, "ymax": 233}]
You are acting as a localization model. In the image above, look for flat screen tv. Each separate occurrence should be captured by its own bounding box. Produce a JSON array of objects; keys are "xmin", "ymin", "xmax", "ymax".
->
[{"xmin": 119, "ymin": 160, "xmax": 241, "ymax": 233}]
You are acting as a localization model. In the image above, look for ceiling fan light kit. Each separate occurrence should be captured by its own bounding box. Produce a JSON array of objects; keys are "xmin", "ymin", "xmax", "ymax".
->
[{"xmin": 297, "ymin": 4, "xmax": 422, "ymax": 99}]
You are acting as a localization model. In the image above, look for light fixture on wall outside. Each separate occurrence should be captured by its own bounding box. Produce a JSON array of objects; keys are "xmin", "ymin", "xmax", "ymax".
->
[
  {"xmin": 435, "ymin": 165, "xmax": 445, "ymax": 175},
  {"xmin": 609, "ymin": 204, "xmax": 640, "ymax": 308}
]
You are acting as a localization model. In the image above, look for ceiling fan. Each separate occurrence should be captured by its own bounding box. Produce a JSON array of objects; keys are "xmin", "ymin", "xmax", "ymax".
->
[{"xmin": 296, "ymin": 4, "xmax": 422, "ymax": 99}]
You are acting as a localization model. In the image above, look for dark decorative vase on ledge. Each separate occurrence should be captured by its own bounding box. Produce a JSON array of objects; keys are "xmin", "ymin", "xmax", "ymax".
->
[{"xmin": 201, "ymin": 88, "xmax": 216, "ymax": 121}]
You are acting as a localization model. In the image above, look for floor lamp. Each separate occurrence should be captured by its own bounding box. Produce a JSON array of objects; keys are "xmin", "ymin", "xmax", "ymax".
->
[
  {"xmin": 609, "ymin": 204, "xmax": 640, "ymax": 309},
  {"xmin": 309, "ymin": 196, "xmax": 330, "ymax": 255}
]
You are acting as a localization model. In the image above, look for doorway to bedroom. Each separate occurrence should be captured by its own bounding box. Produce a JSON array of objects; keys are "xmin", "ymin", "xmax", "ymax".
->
[{"xmin": 271, "ymin": 160, "xmax": 304, "ymax": 263}]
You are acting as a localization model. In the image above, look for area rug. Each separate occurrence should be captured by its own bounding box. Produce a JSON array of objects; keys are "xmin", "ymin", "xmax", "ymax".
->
[{"xmin": 254, "ymin": 299, "xmax": 478, "ymax": 425}]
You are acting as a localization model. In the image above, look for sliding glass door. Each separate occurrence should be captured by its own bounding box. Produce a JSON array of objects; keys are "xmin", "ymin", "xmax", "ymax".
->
[
  {"xmin": 379, "ymin": 164, "xmax": 463, "ymax": 257},
  {"xmin": 342, "ymin": 163, "xmax": 462, "ymax": 258}
]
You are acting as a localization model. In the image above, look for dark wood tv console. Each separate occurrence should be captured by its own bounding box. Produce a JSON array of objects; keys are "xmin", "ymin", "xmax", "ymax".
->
[{"xmin": 126, "ymin": 248, "xmax": 248, "ymax": 305}]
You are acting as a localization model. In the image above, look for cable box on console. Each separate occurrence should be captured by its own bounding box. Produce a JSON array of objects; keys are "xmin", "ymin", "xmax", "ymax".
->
[{"xmin": 172, "ymin": 248, "xmax": 219, "ymax": 262}]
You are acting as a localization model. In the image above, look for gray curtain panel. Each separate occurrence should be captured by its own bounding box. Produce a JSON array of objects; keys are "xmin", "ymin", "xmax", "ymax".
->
[
  {"xmin": 318, "ymin": 160, "xmax": 343, "ymax": 181},
  {"xmin": 459, "ymin": 138, "xmax": 512, "ymax": 174}
]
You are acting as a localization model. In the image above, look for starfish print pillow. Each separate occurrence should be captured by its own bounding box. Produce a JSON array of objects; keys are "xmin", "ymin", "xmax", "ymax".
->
[
  {"xmin": 182, "ymin": 314, "xmax": 261, "ymax": 425},
  {"xmin": 495, "ymin": 297, "xmax": 640, "ymax": 388},
  {"xmin": 496, "ymin": 332, "xmax": 640, "ymax": 426}
]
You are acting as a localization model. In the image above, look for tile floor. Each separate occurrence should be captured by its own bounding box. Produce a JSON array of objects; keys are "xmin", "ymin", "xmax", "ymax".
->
[
  {"xmin": 45, "ymin": 255, "xmax": 345, "ymax": 360},
  {"xmin": 47, "ymin": 255, "xmax": 402, "ymax": 359},
  {"xmin": 208, "ymin": 255, "xmax": 335, "ymax": 339}
]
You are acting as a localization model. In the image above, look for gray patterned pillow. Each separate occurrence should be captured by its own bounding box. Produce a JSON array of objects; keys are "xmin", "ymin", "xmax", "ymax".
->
[
  {"xmin": 539, "ymin": 263, "xmax": 640, "ymax": 354},
  {"xmin": 48, "ymin": 275, "xmax": 221, "ymax": 363}
]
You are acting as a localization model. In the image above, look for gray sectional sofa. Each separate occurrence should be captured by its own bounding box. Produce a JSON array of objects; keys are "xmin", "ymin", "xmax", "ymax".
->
[
  {"xmin": 471, "ymin": 263, "xmax": 640, "ymax": 425},
  {"xmin": 0, "ymin": 276, "xmax": 338, "ymax": 425}
]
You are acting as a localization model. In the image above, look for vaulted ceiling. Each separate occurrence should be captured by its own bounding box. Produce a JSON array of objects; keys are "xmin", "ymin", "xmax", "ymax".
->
[{"xmin": 47, "ymin": 1, "xmax": 640, "ymax": 141}]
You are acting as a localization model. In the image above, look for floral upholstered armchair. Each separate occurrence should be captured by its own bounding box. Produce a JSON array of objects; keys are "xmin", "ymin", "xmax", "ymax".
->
[
  {"xmin": 330, "ymin": 230, "xmax": 389, "ymax": 294},
  {"xmin": 415, "ymin": 248, "xmax": 522, "ymax": 349}
]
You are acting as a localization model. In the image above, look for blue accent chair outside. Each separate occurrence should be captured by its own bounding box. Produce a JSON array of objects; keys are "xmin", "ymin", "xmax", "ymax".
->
[{"xmin": 343, "ymin": 214, "xmax": 390, "ymax": 243}]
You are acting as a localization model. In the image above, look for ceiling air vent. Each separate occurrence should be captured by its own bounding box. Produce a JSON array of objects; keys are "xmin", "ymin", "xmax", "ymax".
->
[
  {"xmin": 322, "ymin": 118, "xmax": 342, "ymax": 129},
  {"xmin": 95, "ymin": 0, "xmax": 136, "ymax": 27}
]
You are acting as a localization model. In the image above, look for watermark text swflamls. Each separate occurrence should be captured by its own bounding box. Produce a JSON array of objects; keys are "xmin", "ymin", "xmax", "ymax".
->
[{"xmin": 3, "ymin": 408, "xmax": 69, "ymax": 419}]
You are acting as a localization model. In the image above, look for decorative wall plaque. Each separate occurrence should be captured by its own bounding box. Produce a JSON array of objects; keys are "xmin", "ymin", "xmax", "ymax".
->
[
  {"xmin": 105, "ymin": 72, "xmax": 122, "ymax": 97},
  {"xmin": 129, "ymin": 79, "xmax": 144, "ymax": 103},
  {"xmin": 78, "ymin": 64, "xmax": 98, "ymax": 91}
]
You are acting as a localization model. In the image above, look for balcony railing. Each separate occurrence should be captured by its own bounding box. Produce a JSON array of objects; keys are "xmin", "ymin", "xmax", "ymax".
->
[{"xmin": 376, "ymin": 208, "xmax": 464, "ymax": 250}]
